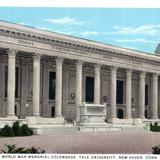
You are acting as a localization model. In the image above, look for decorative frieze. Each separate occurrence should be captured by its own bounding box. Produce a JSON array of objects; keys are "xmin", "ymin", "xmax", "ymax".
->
[{"xmin": 51, "ymin": 46, "xmax": 88, "ymax": 56}]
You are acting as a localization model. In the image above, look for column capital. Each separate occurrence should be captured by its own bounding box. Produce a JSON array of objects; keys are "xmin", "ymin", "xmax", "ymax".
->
[
  {"xmin": 110, "ymin": 65, "xmax": 118, "ymax": 73},
  {"xmin": 7, "ymin": 49, "xmax": 17, "ymax": 58},
  {"xmin": 139, "ymin": 71, "xmax": 146, "ymax": 78},
  {"xmin": 33, "ymin": 53, "xmax": 41, "ymax": 61},
  {"xmin": 151, "ymin": 73, "xmax": 159, "ymax": 79},
  {"xmin": 76, "ymin": 60, "xmax": 83, "ymax": 67},
  {"xmin": 55, "ymin": 57, "xmax": 64, "ymax": 64},
  {"xmin": 126, "ymin": 69, "xmax": 132, "ymax": 76},
  {"xmin": 94, "ymin": 63, "xmax": 101, "ymax": 70}
]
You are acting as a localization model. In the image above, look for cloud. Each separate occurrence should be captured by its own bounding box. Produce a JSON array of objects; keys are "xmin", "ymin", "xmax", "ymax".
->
[
  {"xmin": 18, "ymin": 22, "xmax": 28, "ymax": 25},
  {"xmin": 43, "ymin": 17, "xmax": 85, "ymax": 25},
  {"xmin": 104, "ymin": 24, "xmax": 160, "ymax": 35},
  {"xmin": 113, "ymin": 38, "xmax": 158, "ymax": 43},
  {"xmin": 79, "ymin": 31, "xmax": 99, "ymax": 36}
]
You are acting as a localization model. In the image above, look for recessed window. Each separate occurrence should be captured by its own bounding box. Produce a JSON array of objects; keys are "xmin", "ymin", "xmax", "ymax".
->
[
  {"xmin": 145, "ymin": 84, "xmax": 148, "ymax": 106},
  {"xmin": 49, "ymin": 72, "xmax": 56, "ymax": 100},
  {"xmin": 116, "ymin": 80, "xmax": 124, "ymax": 104},
  {"xmin": 85, "ymin": 76, "xmax": 94, "ymax": 102}
]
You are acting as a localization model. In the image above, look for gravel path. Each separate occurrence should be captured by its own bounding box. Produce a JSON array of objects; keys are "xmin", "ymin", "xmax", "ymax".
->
[{"xmin": 0, "ymin": 132, "xmax": 160, "ymax": 154}]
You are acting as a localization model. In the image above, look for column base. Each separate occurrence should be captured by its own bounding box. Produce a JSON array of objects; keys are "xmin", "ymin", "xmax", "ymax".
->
[
  {"xmin": 6, "ymin": 115, "xmax": 17, "ymax": 119},
  {"xmin": 151, "ymin": 116, "xmax": 158, "ymax": 119}
]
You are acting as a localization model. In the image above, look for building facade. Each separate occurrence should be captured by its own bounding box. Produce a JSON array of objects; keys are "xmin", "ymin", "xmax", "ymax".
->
[{"xmin": 0, "ymin": 21, "xmax": 160, "ymax": 126}]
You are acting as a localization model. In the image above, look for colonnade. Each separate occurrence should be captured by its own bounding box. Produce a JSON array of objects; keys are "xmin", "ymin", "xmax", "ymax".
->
[{"xmin": 6, "ymin": 50, "xmax": 159, "ymax": 120}]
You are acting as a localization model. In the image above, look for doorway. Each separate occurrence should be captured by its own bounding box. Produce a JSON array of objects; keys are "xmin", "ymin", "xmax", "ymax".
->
[
  {"xmin": 51, "ymin": 106, "xmax": 55, "ymax": 117},
  {"xmin": 117, "ymin": 109, "xmax": 124, "ymax": 119}
]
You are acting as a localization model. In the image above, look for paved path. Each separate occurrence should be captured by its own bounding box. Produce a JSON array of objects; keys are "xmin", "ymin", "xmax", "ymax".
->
[{"xmin": 0, "ymin": 132, "xmax": 160, "ymax": 154}]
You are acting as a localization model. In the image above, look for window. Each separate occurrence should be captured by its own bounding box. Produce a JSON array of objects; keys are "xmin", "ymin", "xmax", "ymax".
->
[
  {"xmin": 85, "ymin": 76, "xmax": 94, "ymax": 102},
  {"xmin": 49, "ymin": 72, "xmax": 56, "ymax": 100},
  {"xmin": 15, "ymin": 67, "xmax": 19, "ymax": 98},
  {"xmin": 116, "ymin": 80, "xmax": 124, "ymax": 104},
  {"xmin": 145, "ymin": 84, "xmax": 148, "ymax": 105},
  {"xmin": 4, "ymin": 66, "xmax": 19, "ymax": 98},
  {"xmin": 4, "ymin": 66, "xmax": 8, "ymax": 97}
]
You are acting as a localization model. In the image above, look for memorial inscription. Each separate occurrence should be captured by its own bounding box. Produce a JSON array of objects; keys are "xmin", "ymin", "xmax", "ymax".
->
[{"xmin": 18, "ymin": 39, "xmax": 34, "ymax": 46}]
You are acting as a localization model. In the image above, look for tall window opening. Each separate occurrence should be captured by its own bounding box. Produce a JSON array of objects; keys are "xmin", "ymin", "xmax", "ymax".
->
[
  {"xmin": 145, "ymin": 84, "xmax": 148, "ymax": 105},
  {"xmin": 85, "ymin": 76, "xmax": 94, "ymax": 102},
  {"xmin": 116, "ymin": 80, "xmax": 124, "ymax": 104},
  {"xmin": 49, "ymin": 72, "xmax": 56, "ymax": 100}
]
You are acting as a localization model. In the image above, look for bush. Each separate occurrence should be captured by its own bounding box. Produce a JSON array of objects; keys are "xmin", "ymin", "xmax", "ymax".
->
[
  {"xmin": 0, "ymin": 125, "xmax": 14, "ymax": 137},
  {"xmin": 150, "ymin": 122, "xmax": 160, "ymax": 132},
  {"xmin": 12, "ymin": 121, "xmax": 22, "ymax": 136},
  {"xmin": 21, "ymin": 124, "xmax": 33, "ymax": 136},
  {"xmin": 1, "ymin": 144, "xmax": 45, "ymax": 153},
  {"xmin": 65, "ymin": 117, "xmax": 75, "ymax": 124},
  {"xmin": 152, "ymin": 145, "xmax": 160, "ymax": 154},
  {"xmin": 0, "ymin": 122, "xmax": 33, "ymax": 137}
]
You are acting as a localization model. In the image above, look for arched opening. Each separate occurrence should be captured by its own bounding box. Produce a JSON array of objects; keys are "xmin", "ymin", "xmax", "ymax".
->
[
  {"xmin": 51, "ymin": 106, "xmax": 55, "ymax": 118},
  {"xmin": 117, "ymin": 109, "xmax": 124, "ymax": 119}
]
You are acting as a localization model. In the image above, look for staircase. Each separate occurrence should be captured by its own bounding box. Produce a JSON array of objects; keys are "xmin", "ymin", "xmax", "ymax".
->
[{"xmin": 31, "ymin": 125, "xmax": 79, "ymax": 135}]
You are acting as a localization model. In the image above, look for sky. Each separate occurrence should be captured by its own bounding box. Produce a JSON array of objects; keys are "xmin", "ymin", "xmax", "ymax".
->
[{"xmin": 0, "ymin": 7, "xmax": 159, "ymax": 54}]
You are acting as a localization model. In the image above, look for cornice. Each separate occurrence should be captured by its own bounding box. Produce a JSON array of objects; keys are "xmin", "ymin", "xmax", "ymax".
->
[{"xmin": 0, "ymin": 21, "xmax": 160, "ymax": 65}]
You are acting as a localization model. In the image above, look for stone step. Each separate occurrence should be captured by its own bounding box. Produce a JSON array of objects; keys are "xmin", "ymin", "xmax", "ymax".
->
[
  {"xmin": 79, "ymin": 125, "xmax": 149, "ymax": 132},
  {"xmin": 31, "ymin": 124, "xmax": 150, "ymax": 134},
  {"xmin": 31, "ymin": 125, "xmax": 79, "ymax": 135}
]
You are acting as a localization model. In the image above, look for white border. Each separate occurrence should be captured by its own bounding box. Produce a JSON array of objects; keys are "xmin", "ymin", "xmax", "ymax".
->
[{"xmin": 0, "ymin": 0, "xmax": 160, "ymax": 8}]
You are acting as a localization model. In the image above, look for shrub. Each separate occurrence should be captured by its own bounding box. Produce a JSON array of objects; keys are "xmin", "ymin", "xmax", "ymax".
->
[
  {"xmin": 21, "ymin": 124, "xmax": 33, "ymax": 136},
  {"xmin": 1, "ymin": 144, "xmax": 45, "ymax": 153},
  {"xmin": 0, "ymin": 121, "xmax": 33, "ymax": 137},
  {"xmin": 152, "ymin": 145, "xmax": 160, "ymax": 154},
  {"xmin": 12, "ymin": 121, "xmax": 22, "ymax": 136},
  {"xmin": 150, "ymin": 122, "xmax": 160, "ymax": 132},
  {"xmin": 65, "ymin": 117, "xmax": 75, "ymax": 124},
  {"xmin": 0, "ymin": 125, "xmax": 14, "ymax": 137}
]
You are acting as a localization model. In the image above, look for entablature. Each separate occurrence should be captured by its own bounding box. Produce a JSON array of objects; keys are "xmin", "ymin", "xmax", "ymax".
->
[{"xmin": 0, "ymin": 28, "xmax": 160, "ymax": 75}]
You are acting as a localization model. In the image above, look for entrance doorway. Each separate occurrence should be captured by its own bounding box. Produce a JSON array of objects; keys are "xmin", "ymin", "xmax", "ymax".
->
[
  {"xmin": 51, "ymin": 106, "xmax": 55, "ymax": 117},
  {"xmin": 85, "ymin": 76, "xmax": 94, "ymax": 102},
  {"xmin": 117, "ymin": 109, "xmax": 124, "ymax": 119}
]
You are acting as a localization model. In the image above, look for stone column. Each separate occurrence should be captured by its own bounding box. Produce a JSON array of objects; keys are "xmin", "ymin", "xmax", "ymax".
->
[
  {"xmin": 138, "ymin": 71, "xmax": 146, "ymax": 118},
  {"xmin": 75, "ymin": 60, "xmax": 83, "ymax": 119},
  {"xmin": 7, "ymin": 50, "xmax": 16, "ymax": 117},
  {"xmin": 110, "ymin": 66, "xmax": 118, "ymax": 118},
  {"xmin": 55, "ymin": 57, "xmax": 63, "ymax": 117},
  {"xmin": 126, "ymin": 69, "xmax": 132, "ymax": 119},
  {"xmin": 94, "ymin": 64, "xmax": 101, "ymax": 104},
  {"xmin": 151, "ymin": 73, "xmax": 159, "ymax": 119},
  {"xmin": 32, "ymin": 53, "xmax": 41, "ymax": 116}
]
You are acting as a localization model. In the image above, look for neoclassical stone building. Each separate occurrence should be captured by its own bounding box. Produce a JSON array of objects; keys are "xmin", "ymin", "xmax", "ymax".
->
[{"xmin": 0, "ymin": 20, "xmax": 160, "ymax": 128}]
